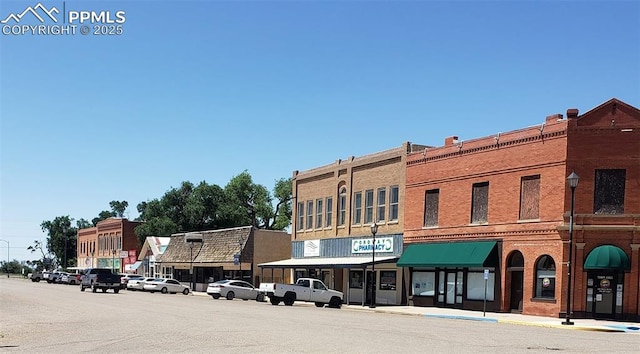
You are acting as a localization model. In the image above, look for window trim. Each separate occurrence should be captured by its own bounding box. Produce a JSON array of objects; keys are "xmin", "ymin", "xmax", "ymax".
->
[
  {"xmin": 377, "ymin": 187, "xmax": 386, "ymax": 223},
  {"xmin": 364, "ymin": 189, "xmax": 374, "ymax": 224},
  {"xmin": 315, "ymin": 198, "xmax": 323, "ymax": 229},
  {"xmin": 353, "ymin": 192, "xmax": 362, "ymax": 225},
  {"xmin": 389, "ymin": 185, "xmax": 399, "ymax": 221}
]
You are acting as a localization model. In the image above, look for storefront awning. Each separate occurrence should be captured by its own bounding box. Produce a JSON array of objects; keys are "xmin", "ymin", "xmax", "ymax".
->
[
  {"xmin": 584, "ymin": 245, "xmax": 630, "ymax": 271},
  {"xmin": 258, "ymin": 256, "xmax": 399, "ymax": 269},
  {"xmin": 397, "ymin": 241, "xmax": 498, "ymax": 268}
]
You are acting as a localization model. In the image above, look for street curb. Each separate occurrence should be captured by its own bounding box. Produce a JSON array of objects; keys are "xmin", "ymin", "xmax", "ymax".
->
[
  {"xmin": 424, "ymin": 314, "xmax": 498, "ymax": 323},
  {"xmin": 496, "ymin": 319, "xmax": 626, "ymax": 332}
]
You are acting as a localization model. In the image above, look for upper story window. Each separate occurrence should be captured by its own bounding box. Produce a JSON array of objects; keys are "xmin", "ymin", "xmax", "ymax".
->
[
  {"xmin": 519, "ymin": 175, "xmax": 540, "ymax": 220},
  {"xmin": 424, "ymin": 189, "xmax": 439, "ymax": 227},
  {"xmin": 594, "ymin": 169, "xmax": 626, "ymax": 214},
  {"xmin": 306, "ymin": 200, "xmax": 314, "ymax": 230},
  {"xmin": 364, "ymin": 189, "xmax": 374, "ymax": 224},
  {"xmin": 353, "ymin": 192, "xmax": 362, "ymax": 225},
  {"xmin": 471, "ymin": 182, "xmax": 489, "ymax": 224},
  {"xmin": 297, "ymin": 202, "xmax": 304, "ymax": 230},
  {"xmin": 389, "ymin": 185, "xmax": 399, "ymax": 221},
  {"xmin": 338, "ymin": 187, "xmax": 347, "ymax": 226},
  {"xmin": 316, "ymin": 199, "xmax": 323, "ymax": 229},
  {"xmin": 325, "ymin": 197, "xmax": 333, "ymax": 227},
  {"xmin": 377, "ymin": 187, "xmax": 386, "ymax": 223}
]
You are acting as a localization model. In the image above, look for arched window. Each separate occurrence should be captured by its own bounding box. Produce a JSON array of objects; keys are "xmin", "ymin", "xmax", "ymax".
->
[
  {"xmin": 338, "ymin": 187, "xmax": 347, "ymax": 226},
  {"xmin": 535, "ymin": 255, "xmax": 556, "ymax": 298}
]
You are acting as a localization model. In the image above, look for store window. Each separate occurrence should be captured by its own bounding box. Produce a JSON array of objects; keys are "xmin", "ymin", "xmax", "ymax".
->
[
  {"xmin": 412, "ymin": 271, "xmax": 435, "ymax": 296},
  {"xmin": 380, "ymin": 271, "xmax": 396, "ymax": 290},
  {"xmin": 467, "ymin": 268, "xmax": 495, "ymax": 301},
  {"xmin": 535, "ymin": 255, "xmax": 556, "ymax": 299}
]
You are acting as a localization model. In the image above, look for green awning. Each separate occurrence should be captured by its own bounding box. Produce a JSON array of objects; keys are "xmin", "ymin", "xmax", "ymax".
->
[
  {"xmin": 584, "ymin": 245, "xmax": 630, "ymax": 271},
  {"xmin": 397, "ymin": 241, "xmax": 498, "ymax": 268}
]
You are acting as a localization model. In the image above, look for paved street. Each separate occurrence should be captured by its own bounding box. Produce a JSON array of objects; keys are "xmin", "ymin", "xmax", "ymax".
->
[{"xmin": 1, "ymin": 278, "xmax": 639, "ymax": 353}]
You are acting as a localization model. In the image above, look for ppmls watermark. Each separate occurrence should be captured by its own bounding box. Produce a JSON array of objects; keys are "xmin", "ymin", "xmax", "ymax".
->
[{"xmin": 1, "ymin": 2, "xmax": 126, "ymax": 36}]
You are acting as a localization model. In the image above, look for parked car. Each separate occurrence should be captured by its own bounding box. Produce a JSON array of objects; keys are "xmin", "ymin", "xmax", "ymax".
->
[
  {"xmin": 29, "ymin": 271, "xmax": 44, "ymax": 282},
  {"xmin": 48, "ymin": 271, "xmax": 63, "ymax": 284},
  {"xmin": 127, "ymin": 277, "xmax": 157, "ymax": 291},
  {"xmin": 144, "ymin": 278, "xmax": 190, "ymax": 295},
  {"xmin": 206, "ymin": 280, "xmax": 265, "ymax": 301},
  {"xmin": 61, "ymin": 272, "xmax": 81, "ymax": 285},
  {"xmin": 42, "ymin": 271, "xmax": 52, "ymax": 282},
  {"xmin": 80, "ymin": 268, "xmax": 122, "ymax": 293},
  {"xmin": 120, "ymin": 274, "xmax": 145, "ymax": 289},
  {"xmin": 259, "ymin": 278, "xmax": 343, "ymax": 308}
]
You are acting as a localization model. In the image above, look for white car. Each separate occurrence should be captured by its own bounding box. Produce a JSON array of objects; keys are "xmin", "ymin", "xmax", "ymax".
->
[
  {"xmin": 61, "ymin": 272, "xmax": 80, "ymax": 285},
  {"xmin": 127, "ymin": 277, "xmax": 157, "ymax": 291},
  {"xmin": 207, "ymin": 280, "xmax": 264, "ymax": 301},
  {"xmin": 144, "ymin": 279, "xmax": 190, "ymax": 295}
]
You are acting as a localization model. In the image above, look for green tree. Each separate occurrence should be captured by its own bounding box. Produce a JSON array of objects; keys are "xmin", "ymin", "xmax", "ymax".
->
[
  {"xmin": 109, "ymin": 200, "xmax": 129, "ymax": 217},
  {"xmin": 76, "ymin": 218, "xmax": 92, "ymax": 229},
  {"xmin": 41, "ymin": 216, "xmax": 77, "ymax": 268},
  {"xmin": 223, "ymin": 171, "xmax": 292, "ymax": 230},
  {"xmin": 1, "ymin": 259, "xmax": 31, "ymax": 276},
  {"xmin": 27, "ymin": 240, "xmax": 54, "ymax": 270},
  {"xmin": 92, "ymin": 210, "xmax": 116, "ymax": 226}
]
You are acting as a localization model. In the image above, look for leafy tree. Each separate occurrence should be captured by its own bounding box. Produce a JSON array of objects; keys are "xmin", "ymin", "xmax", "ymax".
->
[
  {"xmin": 76, "ymin": 218, "xmax": 92, "ymax": 229},
  {"xmin": 270, "ymin": 177, "xmax": 293, "ymax": 230},
  {"xmin": 1, "ymin": 259, "xmax": 32, "ymax": 276},
  {"xmin": 41, "ymin": 216, "xmax": 77, "ymax": 268},
  {"xmin": 27, "ymin": 240, "xmax": 54, "ymax": 270},
  {"xmin": 92, "ymin": 210, "xmax": 116, "ymax": 226},
  {"xmin": 134, "ymin": 172, "xmax": 293, "ymax": 243},
  {"xmin": 109, "ymin": 200, "xmax": 129, "ymax": 217}
]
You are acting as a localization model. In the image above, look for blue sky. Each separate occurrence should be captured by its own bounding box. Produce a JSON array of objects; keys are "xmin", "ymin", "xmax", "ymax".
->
[{"xmin": 1, "ymin": 0, "xmax": 638, "ymax": 262}]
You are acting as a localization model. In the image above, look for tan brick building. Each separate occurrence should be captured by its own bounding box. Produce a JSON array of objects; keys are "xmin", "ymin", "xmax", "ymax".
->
[
  {"xmin": 400, "ymin": 98, "xmax": 639, "ymax": 321},
  {"xmin": 261, "ymin": 142, "xmax": 428, "ymax": 306},
  {"xmin": 77, "ymin": 218, "xmax": 142, "ymax": 272}
]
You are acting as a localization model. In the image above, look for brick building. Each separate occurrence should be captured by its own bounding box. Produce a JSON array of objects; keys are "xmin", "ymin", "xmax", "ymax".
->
[
  {"xmin": 400, "ymin": 98, "xmax": 639, "ymax": 320},
  {"xmin": 77, "ymin": 218, "xmax": 142, "ymax": 272},
  {"xmin": 260, "ymin": 142, "xmax": 428, "ymax": 306}
]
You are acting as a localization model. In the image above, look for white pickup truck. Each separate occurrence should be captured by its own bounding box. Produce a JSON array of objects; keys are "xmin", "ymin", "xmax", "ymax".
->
[{"xmin": 259, "ymin": 278, "xmax": 343, "ymax": 308}]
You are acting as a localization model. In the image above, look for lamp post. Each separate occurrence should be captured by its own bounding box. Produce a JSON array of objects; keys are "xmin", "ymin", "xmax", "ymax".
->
[
  {"xmin": 562, "ymin": 172, "xmax": 579, "ymax": 325},
  {"xmin": 370, "ymin": 222, "xmax": 378, "ymax": 308},
  {"xmin": 238, "ymin": 236, "xmax": 244, "ymax": 281},
  {"xmin": 0, "ymin": 239, "xmax": 9, "ymax": 278},
  {"xmin": 112, "ymin": 249, "xmax": 116, "ymax": 273},
  {"xmin": 189, "ymin": 241, "xmax": 195, "ymax": 290},
  {"xmin": 185, "ymin": 233, "xmax": 203, "ymax": 292}
]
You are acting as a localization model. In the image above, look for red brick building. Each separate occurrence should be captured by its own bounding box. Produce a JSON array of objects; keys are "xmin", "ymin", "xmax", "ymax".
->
[
  {"xmin": 400, "ymin": 98, "xmax": 639, "ymax": 321},
  {"xmin": 77, "ymin": 218, "xmax": 142, "ymax": 272}
]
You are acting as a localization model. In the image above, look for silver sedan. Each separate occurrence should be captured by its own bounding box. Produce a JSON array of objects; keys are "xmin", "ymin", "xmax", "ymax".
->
[{"xmin": 206, "ymin": 280, "xmax": 265, "ymax": 301}]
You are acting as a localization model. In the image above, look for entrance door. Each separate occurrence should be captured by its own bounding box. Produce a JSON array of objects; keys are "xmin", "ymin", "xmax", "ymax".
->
[
  {"xmin": 510, "ymin": 271, "xmax": 523, "ymax": 312},
  {"xmin": 437, "ymin": 270, "xmax": 462, "ymax": 306},
  {"xmin": 588, "ymin": 273, "xmax": 622, "ymax": 319}
]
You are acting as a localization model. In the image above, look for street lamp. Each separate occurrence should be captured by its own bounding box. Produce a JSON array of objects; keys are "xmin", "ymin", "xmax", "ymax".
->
[
  {"xmin": 0, "ymin": 239, "xmax": 9, "ymax": 278},
  {"xmin": 370, "ymin": 222, "xmax": 378, "ymax": 309},
  {"xmin": 562, "ymin": 172, "xmax": 579, "ymax": 326},
  {"xmin": 185, "ymin": 233, "xmax": 203, "ymax": 292},
  {"xmin": 238, "ymin": 236, "xmax": 244, "ymax": 281}
]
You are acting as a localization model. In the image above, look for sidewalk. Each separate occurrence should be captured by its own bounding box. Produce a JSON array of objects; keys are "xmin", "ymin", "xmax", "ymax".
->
[
  {"xmin": 192, "ymin": 290, "xmax": 639, "ymax": 333},
  {"xmin": 340, "ymin": 304, "xmax": 640, "ymax": 333}
]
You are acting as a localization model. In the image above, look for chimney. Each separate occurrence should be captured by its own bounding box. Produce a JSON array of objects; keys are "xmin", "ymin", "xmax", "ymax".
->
[
  {"xmin": 545, "ymin": 114, "xmax": 563, "ymax": 123},
  {"xmin": 566, "ymin": 109, "xmax": 579, "ymax": 119},
  {"xmin": 444, "ymin": 136, "xmax": 459, "ymax": 146}
]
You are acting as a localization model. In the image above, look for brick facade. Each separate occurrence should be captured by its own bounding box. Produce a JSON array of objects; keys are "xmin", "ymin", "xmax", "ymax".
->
[
  {"xmin": 404, "ymin": 98, "xmax": 639, "ymax": 320},
  {"xmin": 76, "ymin": 218, "xmax": 142, "ymax": 272}
]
